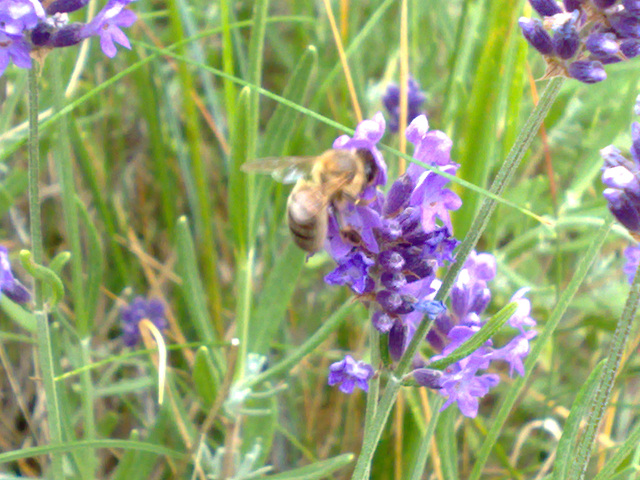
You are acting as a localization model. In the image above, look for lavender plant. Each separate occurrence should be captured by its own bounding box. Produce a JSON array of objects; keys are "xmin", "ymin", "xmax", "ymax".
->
[
  {"xmin": 322, "ymin": 113, "xmax": 537, "ymax": 419},
  {"xmin": 4, "ymin": 0, "xmax": 640, "ymax": 478}
]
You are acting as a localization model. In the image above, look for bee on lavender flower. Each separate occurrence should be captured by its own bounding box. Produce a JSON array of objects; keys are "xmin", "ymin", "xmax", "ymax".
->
[{"xmin": 242, "ymin": 148, "xmax": 379, "ymax": 253}]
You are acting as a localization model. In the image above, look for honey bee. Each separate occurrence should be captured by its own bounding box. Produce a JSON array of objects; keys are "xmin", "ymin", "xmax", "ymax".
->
[{"xmin": 242, "ymin": 148, "xmax": 378, "ymax": 253}]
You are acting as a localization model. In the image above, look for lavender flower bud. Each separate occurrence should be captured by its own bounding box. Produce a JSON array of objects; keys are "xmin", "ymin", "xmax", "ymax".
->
[
  {"xmin": 46, "ymin": 0, "xmax": 89, "ymax": 14},
  {"xmin": 586, "ymin": 32, "xmax": 620, "ymax": 56},
  {"xmin": 30, "ymin": 22, "xmax": 53, "ymax": 46},
  {"xmin": 563, "ymin": 0, "xmax": 583, "ymax": 10},
  {"xmin": 610, "ymin": 11, "xmax": 640, "ymax": 39},
  {"xmin": 528, "ymin": 0, "xmax": 563, "ymax": 16},
  {"xmin": 388, "ymin": 320, "xmax": 407, "ymax": 361},
  {"xmin": 376, "ymin": 289, "xmax": 415, "ymax": 314},
  {"xmin": 553, "ymin": 19, "xmax": 580, "ymax": 59},
  {"xmin": 412, "ymin": 368, "xmax": 443, "ymax": 389},
  {"xmin": 519, "ymin": 18, "xmax": 554, "ymax": 55},
  {"xmin": 621, "ymin": 38, "xmax": 640, "ymax": 57},
  {"xmin": 0, "ymin": 247, "xmax": 31, "ymax": 304},
  {"xmin": 372, "ymin": 310, "xmax": 395, "ymax": 333},
  {"xmin": 50, "ymin": 23, "xmax": 84, "ymax": 47},
  {"xmin": 381, "ymin": 271, "xmax": 408, "ymax": 290},
  {"xmin": 383, "ymin": 174, "xmax": 413, "ymax": 216},
  {"xmin": 593, "ymin": 0, "xmax": 619, "ymax": 7},
  {"xmin": 567, "ymin": 60, "xmax": 607, "ymax": 83},
  {"xmin": 603, "ymin": 188, "xmax": 640, "ymax": 233},
  {"xmin": 397, "ymin": 207, "xmax": 422, "ymax": 235},
  {"xmin": 378, "ymin": 250, "xmax": 406, "ymax": 272}
]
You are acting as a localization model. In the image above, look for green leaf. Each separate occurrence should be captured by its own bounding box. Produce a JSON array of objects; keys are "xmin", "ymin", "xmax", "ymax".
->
[
  {"xmin": 0, "ymin": 295, "xmax": 36, "ymax": 332},
  {"xmin": 553, "ymin": 360, "xmax": 606, "ymax": 480},
  {"xmin": 192, "ymin": 346, "xmax": 221, "ymax": 407},
  {"xmin": 76, "ymin": 198, "xmax": 103, "ymax": 326},
  {"xmin": 249, "ymin": 242, "xmax": 305, "ymax": 354},
  {"xmin": 175, "ymin": 216, "xmax": 216, "ymax": 344}
]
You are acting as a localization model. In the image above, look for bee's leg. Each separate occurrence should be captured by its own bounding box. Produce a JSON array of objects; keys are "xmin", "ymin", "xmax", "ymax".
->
[{"xmin": 331, "ymin": 206, "xmax": 363, "ymax": 247}]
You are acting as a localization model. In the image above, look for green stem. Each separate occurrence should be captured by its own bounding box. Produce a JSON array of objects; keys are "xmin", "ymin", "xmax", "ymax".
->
[
  {"xmin": 28, "ymin": 67, "xmax": 64, "ymax": 479},
  {"xmin": 351, "ymin": 77, "xmax": 565, "ymax": 480},
  {"xmin": 571, "ymin": 254, "xmax": 640, "ymax": 480},
  {"xmin": 364, "ymin": 324, "xmax": 380, "ymax": 435},
  {"xmin": 437, "ymin": 76, "xmax": 565, "ymax": 302},
  {"xmin": 468, "ymin": 219, "xmax": 613, "ymax": 480}
]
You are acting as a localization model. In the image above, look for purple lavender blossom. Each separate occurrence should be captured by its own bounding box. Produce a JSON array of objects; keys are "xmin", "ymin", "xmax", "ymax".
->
[
  {"xmin": 0, "ymin": 0, "xmax": 45, "ymax": 35},
  {"xmin": 0, "ymin": 31, "xmax": 32, "ymax": 75},
  {"xmin": 121, "ymin": 296, "xmax": 167, "ymax": 347},
  {"xmin": 519, "ymin": 0, "xmax": 640, "ymax": 83},
  {"xmin": 417, "ymin": 252, "xmax": 537, "ymax": 418},
  {"xmin": 80, "ymin": 0, "xmax": 137, "ymax": 58},
  {"xmin": 333, "ymin": 112, "xmax": 387, "ymax": 201},
  {"xmin": 0, "ymin": 246, "xmax": 30, "ymax": 304},
  {"xmin": 328, "ymin": 355, "xmax": 374, "ymax": 394},
  {"xmin": 382, "ymin": 77, "xmax": 426, "ymax": 133},
  {"xmin": 322, "ymin": 114, "xmax": 537, "ymax": 417},
  {"xmin": 0, "ymin": 0, "xmax": 136, "ymax": 77},
  {"xmin": 439, "ymin": 358, "xmax": 500, "ymax": 418}
]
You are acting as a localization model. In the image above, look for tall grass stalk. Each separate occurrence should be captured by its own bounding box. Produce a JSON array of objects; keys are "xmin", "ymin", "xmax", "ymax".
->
[
  {"xmin": 572, "ymin": 255, "xmax": 640, "ymax": 479},
  {"xmin": 28, "ymin": 67, "xmax": 64, "ymax": 479}
]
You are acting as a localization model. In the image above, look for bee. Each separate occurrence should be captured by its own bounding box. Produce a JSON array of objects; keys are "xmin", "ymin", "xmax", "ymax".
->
[{"xmin": 242, "ymin": 148, "xmax": 378, "ymax": 253}]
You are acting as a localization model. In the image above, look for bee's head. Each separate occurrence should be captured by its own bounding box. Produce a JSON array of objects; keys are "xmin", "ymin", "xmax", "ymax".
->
[{"xmin": 356, "ymin": 148, "xmax": 378, "ymax": 186}]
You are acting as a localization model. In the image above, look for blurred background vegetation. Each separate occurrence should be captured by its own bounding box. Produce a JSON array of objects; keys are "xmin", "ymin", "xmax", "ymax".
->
[{"xmin": 1, "ymin": 0, "xmax": 640, "ymax": 478}]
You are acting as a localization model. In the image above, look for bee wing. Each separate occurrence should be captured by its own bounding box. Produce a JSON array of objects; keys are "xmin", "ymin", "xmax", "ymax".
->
[{"xmin": 241, "ymin": 156, "xmax": 316, "ymax": 184}]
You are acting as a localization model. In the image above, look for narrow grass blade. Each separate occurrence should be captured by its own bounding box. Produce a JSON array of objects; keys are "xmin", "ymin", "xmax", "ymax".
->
[
  {"xmin": 553, "ymin": 360, "xmax": 606, "ymax": 480},
  {"xmin": 429, "ymin": 302, "xmax": 517, "ymax": 370},
  {"xmin": 468, "ymin": 219, "xmax": 613, "ymax": 480},
  {"xmin": 0, "ymin": 439, "xmax": 185, "ymax": 464},
  {"xmin": 264, "ymin": 453, "xmax": 353, "ymax": 480},
  {"xmin": 193, "ymin": 346, "xmax": 221, "ymax": 407},
  {"xmin": 175, "ymin": 217, "xmax": 217, "ymax": 344},
  {"xmin": 75, "ymin": 198, "xmax": 103, "ymax": 325},
  {"xmin": 593, "ymin": 418, "xmax": 640, "ymax": 480},
  {"xmin": 571, "ymin": 254, "xmax": 640, "ymax": 480}
]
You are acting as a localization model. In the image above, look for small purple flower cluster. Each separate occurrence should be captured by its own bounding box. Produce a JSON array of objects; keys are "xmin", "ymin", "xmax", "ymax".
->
[
  {"xmin": 416, "ymin": 254, "xmax": 537, "ymax": 417},
  {"xmin": 120, "ymin": 296, "xmax": 167, "ymax": 347},
  {"xmin": 0, "ymin": 246, "xmax": 30, "ymax": 303},
  {"xmin": 382, "ymin": 77, "xmax": 426, "ymax": 133},
  {"xmin": 0, "ymin": 0, "xmax": 136, "ymax": 77},
  {"xmin": 325, "ymin": 113, "xmax": 537, "ymax": 417},
  {"xmin": 519, "ymin": 0, "xmax": 640, "ymax": 83},
  {"xmin": 328, "ymin": 355, "xmax": 375, "ymax": 394}
]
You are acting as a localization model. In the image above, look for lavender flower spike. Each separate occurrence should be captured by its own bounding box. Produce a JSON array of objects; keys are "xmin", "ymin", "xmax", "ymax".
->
[
  {"xmin": 0, "ymin": 246, "xmax": 30, "ymax": 304},
  {"xmin": 328, "ymin": 355, "xmax": 375, "ymax": 394},
  {"xmin": 382, "ymin": 77, "xmax": 426, "ymax": 133},
  {"xmin": 80, "ymin": 0, "xmax": 137, "ymax": 58},
  {"xmin": 121, "ymin": 296, "xmax": 167, "ymax": 347}
]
